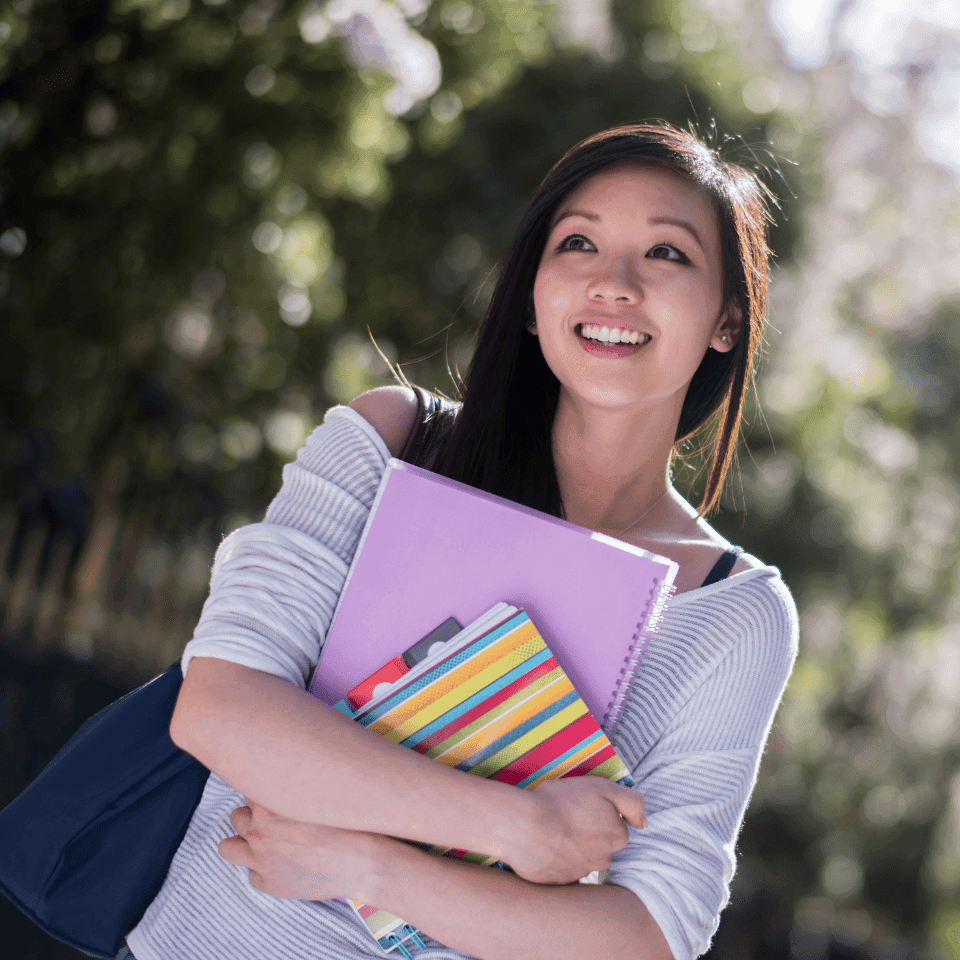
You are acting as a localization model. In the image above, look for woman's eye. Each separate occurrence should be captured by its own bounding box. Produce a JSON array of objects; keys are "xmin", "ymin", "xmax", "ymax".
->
[
  {"xmin": 558, "ymin": 234, "xmax": 595, "ymax": 252},
  {"xmin": 649, "ymin": 244, "xmax": 688, "ymax": 263}
]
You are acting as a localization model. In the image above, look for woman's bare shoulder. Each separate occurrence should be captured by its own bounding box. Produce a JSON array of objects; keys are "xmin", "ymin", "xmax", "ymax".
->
[
  {"xmin": 730, "ymin": 551, "xmax": 766, "ymax": 575},
  {"xmin": 348, "ymin": 385, "xmax": 419, "ymax": 458}
]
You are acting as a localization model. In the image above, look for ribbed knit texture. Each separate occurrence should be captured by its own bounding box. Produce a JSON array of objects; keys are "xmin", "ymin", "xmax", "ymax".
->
[{"xmin": 127, "ymin": 406, "xmax": 798, "ymax": 960}]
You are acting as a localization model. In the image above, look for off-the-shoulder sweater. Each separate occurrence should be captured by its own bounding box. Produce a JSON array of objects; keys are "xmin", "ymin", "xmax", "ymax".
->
[{"xmin": 127, "ymin": 405, "xmax": 798, "ymax": 960}]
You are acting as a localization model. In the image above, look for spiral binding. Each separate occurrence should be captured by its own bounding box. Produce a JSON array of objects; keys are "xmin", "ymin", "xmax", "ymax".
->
[{"xmin": 601, "ymin": 577, "xmax": 677, "ymax": 733}]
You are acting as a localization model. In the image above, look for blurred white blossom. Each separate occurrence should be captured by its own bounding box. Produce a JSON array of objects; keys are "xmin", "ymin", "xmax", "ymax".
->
[{"xmin": 324, "ymin": 0, "xmax": 441, "ymax": 114}]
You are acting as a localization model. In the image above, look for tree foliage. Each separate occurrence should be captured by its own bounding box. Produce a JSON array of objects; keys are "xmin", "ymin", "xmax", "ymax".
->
[{"xmin": 0, "ymin": 0, "xmax": 788, "ymax": 537}]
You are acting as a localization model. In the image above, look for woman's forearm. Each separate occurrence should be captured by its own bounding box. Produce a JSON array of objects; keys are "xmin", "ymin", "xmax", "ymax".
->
[
  {"xmin": 361, "ymin": 837, "xmax": 673, "ymax": 960},
  {"xmin": 170, "ymin": 656, "xmax": 531, "ymax": 859}
]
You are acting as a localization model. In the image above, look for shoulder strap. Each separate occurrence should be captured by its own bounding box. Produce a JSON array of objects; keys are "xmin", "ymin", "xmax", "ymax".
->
[
  {"xmin": 397, "ymin": 384, "xmax": 428, "ymax": 463},
  {"xmin": 700, "ymin": 546, "xmax": 743, "ymax": 587},
  {"xmin": 397, "ymin": 384, "xmax": 459, "ymax": 468}
]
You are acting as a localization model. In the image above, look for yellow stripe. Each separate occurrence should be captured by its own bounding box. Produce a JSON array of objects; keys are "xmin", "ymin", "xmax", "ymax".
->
[
  {"xmin": 358, "ymin": 908, "xmax": 406, "ymax": 937},
  {"xmin": 521, "ymin": 737, "xmax": 610, "ymax": 790},
  {"xmin": 587, "ymin": 755, "xmax": 631, "ymax": 782},
  {"xmin": 469, "ymin": 700, "xmax": 589, "ymax": 779},
  {"xmin": 368, "ymin": 618, "xmax": 541, "ymax": 736},
  {"xmin": 459, "ymin": 850, "xmax": 491, "ymax": 865},
  {"xmin": 474, "ymin": 853, "xmax": 503, "ymax": 867},
  {"xmin": 381, "ymin": 635, "xmax": 545, "ymax": 744},
  {"xmin": 433, "ymin": 675, "xmax": 575, "ymax": 766},
  {"xmin": 424, "ymin": 665, "xmax": 565, "ymax": 759},
  {"xmin": 373, "ymin": 635, "xmax": 547, "ymax": 743}
]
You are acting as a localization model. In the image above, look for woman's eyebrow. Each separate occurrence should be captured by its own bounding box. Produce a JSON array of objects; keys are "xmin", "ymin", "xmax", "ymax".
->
[
  {"xmin": 648, "ymin": 216, "xmax": 704, "ymax": 251},
  {"xmin": 551, "ymin": 209, "xmax": 600, "ymax": 227}
]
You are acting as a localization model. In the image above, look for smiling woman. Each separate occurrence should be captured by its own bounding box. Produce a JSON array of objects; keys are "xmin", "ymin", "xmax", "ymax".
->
[{"xmin": 125, "ymin": 123, "xmax": 797, "ymax": 960}]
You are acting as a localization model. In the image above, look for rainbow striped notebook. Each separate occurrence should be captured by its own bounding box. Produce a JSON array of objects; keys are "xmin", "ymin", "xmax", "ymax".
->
[{"xmin": 335, "ymin": 602, "xmax": 634, "ymax": 956}]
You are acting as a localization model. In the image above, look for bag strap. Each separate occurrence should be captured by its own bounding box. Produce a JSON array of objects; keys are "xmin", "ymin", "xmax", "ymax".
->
[
  {"xmin": 398, "ymin": 384, "xmax": 429, "ymax": 463},
  {"xmin": 398, "ymin": 384, "xmax": 456, "ymax": 468}
]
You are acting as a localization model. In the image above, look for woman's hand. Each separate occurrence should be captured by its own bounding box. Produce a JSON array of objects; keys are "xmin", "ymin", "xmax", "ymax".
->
[
  {"xmin": 505, "ymin": 778, "xmax": 647, "ymax": 885},
  {"xmin": 218, "ymin": 800, "xmax": 384, "ymax": 901}
]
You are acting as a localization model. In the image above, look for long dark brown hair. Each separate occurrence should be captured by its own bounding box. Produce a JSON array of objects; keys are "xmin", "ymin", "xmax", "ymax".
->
[{"xmin": 421, "ymin": 122, "xmax": 775, "ymax": 518}]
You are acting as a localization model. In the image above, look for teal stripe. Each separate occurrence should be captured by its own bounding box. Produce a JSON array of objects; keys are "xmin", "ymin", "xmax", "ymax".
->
[
  {"xmin": 357, "ymin": 611, "xmax": 529, "ymax": 725},
  {"xmin": 399, "ymin": 647, "xmax": 554, "ymax": 748},
  {"xmin": 456, "ymin": 689, "xmax": 580, "ymax": 772}
]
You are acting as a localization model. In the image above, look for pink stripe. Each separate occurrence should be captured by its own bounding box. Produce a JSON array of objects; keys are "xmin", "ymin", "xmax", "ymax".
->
[
  {"xmin": 490, "ymin": 713, "xmax": 600, "ymax": 786},
  {"xmin": 563, "ymin": 743, "xmax": 616, "ymax": 778}
]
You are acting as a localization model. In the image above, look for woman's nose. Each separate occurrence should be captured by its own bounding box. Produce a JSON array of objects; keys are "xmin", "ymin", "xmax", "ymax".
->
[{"xmin": 585, "ymin": 262, "xmax": 642, "ymax": 303}]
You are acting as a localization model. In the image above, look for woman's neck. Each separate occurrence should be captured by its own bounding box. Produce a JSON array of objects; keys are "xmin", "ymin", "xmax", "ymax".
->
[{"xmin": 550, "ymin": 397, "xmax": 679, "ymax": 536}]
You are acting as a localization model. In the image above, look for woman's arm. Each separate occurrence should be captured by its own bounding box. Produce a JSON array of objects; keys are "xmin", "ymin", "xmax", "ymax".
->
[
  {"xmin": 366, "ymin": 836, "xmax": 673, "ymax": 960},
  {"xmin": 172, "ymin": 657, "xmax": 643, "ymax": 880},
  {"xmin": 171, "ymin": 656, "xmax": 531, "ymax": 860},
  {"xmin": 220, "ymin": 803, "xmax": 672, "ymax": 960}
]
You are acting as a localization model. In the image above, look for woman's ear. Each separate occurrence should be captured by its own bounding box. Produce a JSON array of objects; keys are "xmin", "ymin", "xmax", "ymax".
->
[{"xmin": 712, "ymin": 299, "xmax": 743, "ymax": 353}]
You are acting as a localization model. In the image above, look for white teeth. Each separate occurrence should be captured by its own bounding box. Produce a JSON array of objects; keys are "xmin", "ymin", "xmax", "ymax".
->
[{"xmin": 579, "ymin": 323, "xmax": 645, "ymax": 345}]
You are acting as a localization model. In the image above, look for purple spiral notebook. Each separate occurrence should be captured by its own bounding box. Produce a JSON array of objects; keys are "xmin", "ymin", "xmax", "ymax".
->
[{"xmin": 310, "ymin": 459, "xmax": 678, "ymax": 734}]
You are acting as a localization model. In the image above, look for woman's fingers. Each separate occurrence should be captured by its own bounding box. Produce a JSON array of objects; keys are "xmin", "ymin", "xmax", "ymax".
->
[
  {"xmin": 513, "ymin": 777, "xmax": 651, "ymax": 883},
  {"xmin": 223, "ymin": 803, "xmax": 266, "ymax": 870},
  {"xmin": 218, "ymin": 802, "xmax": 387, "ymax": 901},
  {"xmin": 229, "ymin": 805, "xmax": 252, "ymax": 832},
  {"xmin": 606, "ymin": 783, "xmax": 647, "ymax": 829},
  {"xmin": 218, "ymin": 834, "xmax": 252, "ymax": 868}
]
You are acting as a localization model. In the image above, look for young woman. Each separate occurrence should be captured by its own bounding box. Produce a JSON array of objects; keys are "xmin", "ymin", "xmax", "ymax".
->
[{"xmin": 125, "ymin": 123, "xmax": 798, "ymax": 960}]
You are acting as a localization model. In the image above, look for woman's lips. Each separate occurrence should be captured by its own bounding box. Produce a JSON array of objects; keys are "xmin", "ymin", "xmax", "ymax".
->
[{"xmin": 575, "ymin": 324, "xmax": 647, "ymax": 358}]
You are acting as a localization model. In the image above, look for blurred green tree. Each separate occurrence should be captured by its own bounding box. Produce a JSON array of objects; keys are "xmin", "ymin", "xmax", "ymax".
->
[
  {"xmin": 0, "ymin": 0, "xmax": 788, "ymax": 536},
  {"xmin": 688, "ymin": 0, "xmax": 960, "ymax": 952}
]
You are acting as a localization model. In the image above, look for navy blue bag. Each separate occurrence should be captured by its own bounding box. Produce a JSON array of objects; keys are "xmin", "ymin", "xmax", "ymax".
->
[
  {"xmin": 0, "ymin": 386, "xmax": 448, "ymax": 959},
  {"xmin": 0, "ymin": 661, "xmax": 210, "ymax": 958}
]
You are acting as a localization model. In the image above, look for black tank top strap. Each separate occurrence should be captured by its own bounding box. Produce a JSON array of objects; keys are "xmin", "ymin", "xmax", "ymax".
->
[
  {"xmin": 398, "ymin": 384, "xmax": 459, "ymax": 469},
  {"xmin": 398, "ymin": 384, "xmax": 427, "ymax": 462},
  {"xmin": 398, "ymin": 384, "xmax": 434, "ymax": 463},
  {"xmin": 700, "ymin": 546, "xmax": 743, "ymax": 587}
]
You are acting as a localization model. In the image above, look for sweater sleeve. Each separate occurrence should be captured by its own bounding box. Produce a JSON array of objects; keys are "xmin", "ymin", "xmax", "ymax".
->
[
  {"xmin": 604, "ymin": 574, "xmax": 799, "ymax": 960},
  {"xmin": 179, "ymin": 406, "xmax": 392, "ymax": 687}
]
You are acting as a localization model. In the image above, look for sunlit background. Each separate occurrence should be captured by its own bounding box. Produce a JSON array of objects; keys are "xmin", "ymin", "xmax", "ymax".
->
[{"xmin": 2, "ymin": 0, "xmax": 960, "ymax": 957}]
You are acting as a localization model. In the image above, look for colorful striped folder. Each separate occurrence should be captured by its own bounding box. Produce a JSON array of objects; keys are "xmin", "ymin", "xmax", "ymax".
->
[{"xmin": 333, "ymin": 603, "xmax": 635, "ymax": 956}]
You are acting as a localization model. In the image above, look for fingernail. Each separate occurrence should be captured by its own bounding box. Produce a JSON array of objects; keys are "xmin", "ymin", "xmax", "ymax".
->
[{"xmin": 641, "ymin": 816, "xmax": 648, "ymax": 829}]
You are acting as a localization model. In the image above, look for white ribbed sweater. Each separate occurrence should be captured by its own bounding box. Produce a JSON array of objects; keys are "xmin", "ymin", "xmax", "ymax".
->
[{"xmin": 127, "ymin": 406, "xmax": 798, "ymax": 960}]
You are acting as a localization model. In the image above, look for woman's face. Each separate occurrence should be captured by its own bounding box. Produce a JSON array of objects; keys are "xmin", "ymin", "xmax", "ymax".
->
[{"xmin": 531, "ymin": 162, "xmax": 738, "ymax": 420}]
